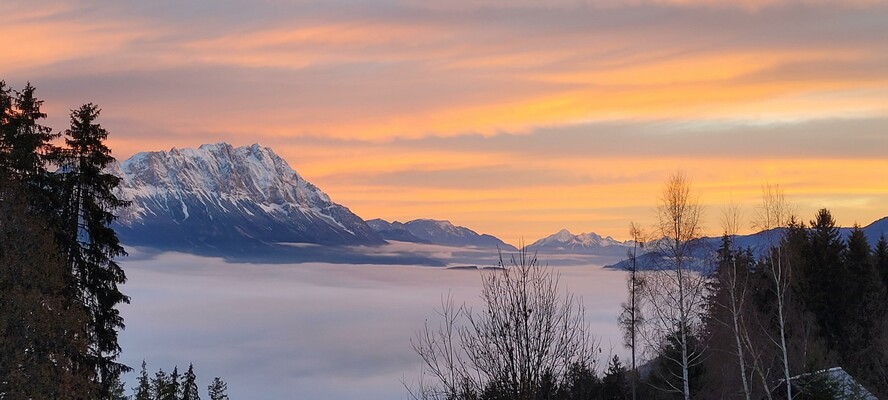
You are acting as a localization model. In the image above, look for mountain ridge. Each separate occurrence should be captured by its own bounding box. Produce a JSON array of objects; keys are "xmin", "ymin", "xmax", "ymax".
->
[
  {"xmin": 109, "ymin": 142, "xmax": 888, "ymax": 266},
  {"xmin": 367, "ymin": 218, "xmax": 517, "ymax": 250},
  {"xmin": 529, "ymin": 228, "xmax": 634, "ymax": 256},
  {"xmin": 113, "ymin": 142, "xmax": 386, "ymax": 256}
]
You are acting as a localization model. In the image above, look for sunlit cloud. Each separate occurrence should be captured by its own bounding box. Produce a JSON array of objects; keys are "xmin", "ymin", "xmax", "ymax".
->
[{"xmin": 2, "ymin": 0, "xmax": 887, "ymax": 244}]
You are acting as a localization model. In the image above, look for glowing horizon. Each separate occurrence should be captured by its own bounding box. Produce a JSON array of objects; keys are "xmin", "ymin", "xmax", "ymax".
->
[{"xmin": 3, "ymin": 0, "xmax": 887, "ymax": 245}]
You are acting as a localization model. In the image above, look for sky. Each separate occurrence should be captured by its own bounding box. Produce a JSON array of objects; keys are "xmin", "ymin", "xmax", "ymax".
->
[{"xmin": 3, "ymin": 0, "xmax": 887, "ymax": 244}]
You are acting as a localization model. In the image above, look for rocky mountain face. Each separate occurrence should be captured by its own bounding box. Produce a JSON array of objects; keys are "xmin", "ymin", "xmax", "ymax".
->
[
  {"xmin": 367, "ymin": 218, "xmax": 517, "ymax": 250},
  {"xmin": 112, "ymin": 143, "xmax": 385, "ymax": 254}
]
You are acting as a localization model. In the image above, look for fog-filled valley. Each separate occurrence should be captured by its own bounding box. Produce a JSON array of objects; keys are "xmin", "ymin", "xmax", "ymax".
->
[{"xmin": 118, "ymin": 248, "xmax": 629, "ymax": 399}]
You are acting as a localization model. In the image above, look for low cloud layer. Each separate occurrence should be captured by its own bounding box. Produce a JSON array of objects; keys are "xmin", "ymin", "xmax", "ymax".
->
[{"xmin": 118, "ymin": 251, "xmax": 629, "ymax": 399}]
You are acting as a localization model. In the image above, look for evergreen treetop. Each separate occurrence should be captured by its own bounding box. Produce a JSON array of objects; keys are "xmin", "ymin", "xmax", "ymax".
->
[
  {"xmin": 57, "ymin": 102, "xmax": 132, "ymax": 394},
  {"xmin": 208, "ymin": 377, "xmax": 230, "ymax": 400},
  {"xmin": 134, "ymin": 360, "xmax": 152, "ymax": 400},
  {"xmin": 182, "ymin": 363, "xmax": 201, "ymax": 400}
]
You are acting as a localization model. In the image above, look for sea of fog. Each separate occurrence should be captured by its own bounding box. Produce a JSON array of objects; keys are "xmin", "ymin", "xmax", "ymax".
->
[{"xmin": 117, "ymin": 245, "xmax": 630, "ymax": 399}]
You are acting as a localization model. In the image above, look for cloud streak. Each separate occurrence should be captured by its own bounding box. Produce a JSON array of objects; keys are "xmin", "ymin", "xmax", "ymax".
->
[{"xmin": 2, "ymin": 0, "xmax": 886, "ymax": 241}]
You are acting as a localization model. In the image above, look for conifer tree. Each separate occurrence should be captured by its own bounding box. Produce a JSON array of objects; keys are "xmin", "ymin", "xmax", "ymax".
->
[
  {"xmin": 557, "ymin": 362, "xmax": 601, "ymax": 399},
  {"xmin": 9, "ymin": 82, "xmax": 57, "ymax": 178},
  {"xmin": 843, "ymin": 228, "xmax": 882, "ymax": 341},
  {"xmin": 803, "ymin": 209, "xmax": 846, "ymax": 349},
  {"xmin": 57, "ymin": 103, "xmax": 131, "ymax": 395},
  {"xmin": 106, "ymin": 372, "xmax": 128, "ymax": 400},
  {"xmin": 181, "ymin": 363, "xmax": 201, "ymax": 400},
  {"xmin": 166, "ymin": 366, "xmax": 181, "ymax": 400},
  {"xmin": 705, "ymin": 234, "xmax": 757, "ymax": 400},
  {"xmin": 601, "ymin": 355, "xmax": 630, "ymax": 400},
  {"xmin": 842, "ymin": 227, "xmax": 888, "ymax": 395},
  {"xmin": 133, "ymin": 361, "xmax": 152, "ymax": 400},
  {"xmin": 152, "ymin": 369, "xmax": 169, "ymax": 400},
  {"xmin": 208, "ymin": 377, "xmax": 230, "ymax": 400},
  {"xmin": 0, "ymin": 81, "xmax": 59, "ymax": 210},
  {"xmin": 0, "ymin": 80, "xmax": 13, "ymax": 165},
  {"xmin": 875, "ymin": 234, "xmax": 888, "ymax": 289},
  {"xmin": 0, "ymin": 179, "xmax": 93, "ymax": 398}
]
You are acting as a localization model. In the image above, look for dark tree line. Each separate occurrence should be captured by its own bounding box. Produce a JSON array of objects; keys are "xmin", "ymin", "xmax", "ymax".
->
[
  {"xmin": 0, "ymin": 80, "xmax": 237, "ymax": 400},
  {"xmin": 132, "ymin": 361, "xmax": 229, "ymax": 400},
  {"xmin": 1, "ymin": 80, "xmax": 130, "ymax": 398},
  {"xmin": 609, "ymin": 178, "xmax": 888, "ymax": 399},
  {"xmin": 696, "ymin": 209, "xmax": 888, "ymax": 399},
  {"xmin": 629, "ymin": 203, "xmax": 888, "ymax": 399}
]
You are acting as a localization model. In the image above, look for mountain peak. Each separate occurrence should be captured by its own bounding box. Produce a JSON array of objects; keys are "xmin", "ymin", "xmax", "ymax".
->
[
  {"xmin": 530, "ymin": 228, "xmax": 629, "ymax": 255},
  {"xmin": 415, "ymin": 218, "xmax": 452, "ymax": 225},
  {"xmin": 113, "ymin": 142, "xmax": 384, "ymax": 249},
  {"xmin": 365, "ymin": 218, "xmax": 515, "ymax": 250},
  {"xmin": 553, "ymin": 229, "xmax": 573, "ymax": 241}
]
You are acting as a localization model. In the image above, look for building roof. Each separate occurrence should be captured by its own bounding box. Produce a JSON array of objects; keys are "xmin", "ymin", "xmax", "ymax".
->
[{"xmin": 786, "ymin": 367, "xmax": 878, "ymax": 400}]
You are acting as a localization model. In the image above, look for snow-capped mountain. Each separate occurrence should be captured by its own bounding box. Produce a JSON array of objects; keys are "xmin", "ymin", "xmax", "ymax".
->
[
  {"xmin": 112, "ymin": 143, "xmax": 385, "ymax": 252},
  {"xmin": 367, "ymin": 218, "xmax": 516, "ymax": 250},
  {"xmin": 529, "ymin": 229, "xmax": 634, "ymax": 255},
  {"xmin": 365, "ymin": 219, "xmax": 430, "ymax": 244}
]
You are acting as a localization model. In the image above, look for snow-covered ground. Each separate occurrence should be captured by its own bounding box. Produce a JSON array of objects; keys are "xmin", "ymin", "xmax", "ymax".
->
[{"xmin": 118, "ymin": 247, "xmax": 630, "ymax": 399}]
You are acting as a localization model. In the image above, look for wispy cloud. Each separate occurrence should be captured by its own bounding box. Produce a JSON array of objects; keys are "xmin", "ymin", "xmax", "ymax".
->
[{"xmin": 3, "ymin": 0, "xmax": 886, "ymax": 241}]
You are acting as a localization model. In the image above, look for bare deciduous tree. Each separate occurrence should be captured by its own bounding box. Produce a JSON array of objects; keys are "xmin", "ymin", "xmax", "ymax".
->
[
  {"xmin": 408, "ymin": 247, "xmax": 595, "ymax": 400},
  {"xmin": 619, "ymin": 222, "xmax": 646, "ymax": 400},
  {"xmin": 715, "ymin": 200, "xmax": 753, "ymax": 400},
  {"xmin": 640, "ymin": 171, "xmax": 708, "ymax": 400},
  {"xmin": 752, "ymin": 183, "xmax": 794, "ymax": 400}
]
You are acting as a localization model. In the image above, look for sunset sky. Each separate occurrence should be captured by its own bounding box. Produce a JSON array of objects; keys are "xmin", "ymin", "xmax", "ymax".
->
[{"xmin": 3, "ymin": 0, "xmax": 887, "ymax": 244}]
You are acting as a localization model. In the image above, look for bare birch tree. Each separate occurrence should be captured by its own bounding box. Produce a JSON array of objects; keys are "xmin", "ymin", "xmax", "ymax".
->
[
  {"xmin": 752, "ymin": 183, "xmax": 794, "ymax": 400},
  {"xmin": 715, "ymin": 201, "xmax": 753, "ymax": 400},
  {"xmin": 409, "ymin": 247, "xmax": 595, "ymax": 400},
  {"xmin": 619, "ymin": 222, "xmax": 646, "ymax": 400},
  {"xmin": 640, "ymin": 171, "xmax": 708, "ymax": 400}
]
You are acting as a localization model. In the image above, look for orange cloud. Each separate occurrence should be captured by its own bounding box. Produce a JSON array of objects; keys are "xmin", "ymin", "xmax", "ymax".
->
[
  {"xmin": 5, "ymin": 1, "xmax": 888, "ymax": 245},
  {"xmin": 288, "ymin": 144, "xmax": 888, "ymax": 244}
]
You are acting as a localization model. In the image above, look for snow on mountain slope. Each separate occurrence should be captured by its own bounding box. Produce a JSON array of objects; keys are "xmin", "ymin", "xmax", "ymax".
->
[
  {"xmin": 529, "ymin": 229, "xmax": 633, "ymax": 255},
  {"xmin": 112, "ymin": 143, "xmax": 385, "ymax": 251},
  {"xmin": 368, "ymin": 218, "xmax": 516, "ymax": 250},
  {"xmin": 365, "ymin": 219, "xmax": 430, "ymax": 244}
]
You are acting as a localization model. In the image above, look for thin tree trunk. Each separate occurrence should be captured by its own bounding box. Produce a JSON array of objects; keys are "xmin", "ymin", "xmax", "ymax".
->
[
  {"xmin": 678, "ymin": 259, "xmax": 691, "ymax": 400},
  {"xmin": 771, "ymin": 250, "xmax": 792, "ymax": 400},
  {"xmin": 777, "ymin": 276, "xmax": 792, "ymax": 400},
  {"xmin": 730, "ymin": 284, "xmax": 751, "ymax": 400},
  {"xmin": 630, "ymin": 238, "xmax": 639, "ymax": 400}
]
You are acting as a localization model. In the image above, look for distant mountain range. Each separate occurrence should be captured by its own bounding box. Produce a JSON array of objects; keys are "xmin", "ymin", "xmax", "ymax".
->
[
  {"xmin": 112, "ymin": 143, "xmax": 512, "ymax": 263},
  {"xmin": 367, "ymin": 218, "xmax": 517, "ymax": 250},
  {"xmin": 113, "ymin": 143, "xmax": 384, "ymax": 251},
  {"xmin": 112, "ymin": 143, "xmax": 888, "ymax": 265},
  {"xmin": 529, "ymin": 229, "xmax": 634, "ymax": 256},
  {"xmin": 607, "ymin": 218, "xmax": 888, "ymax": 270}
]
